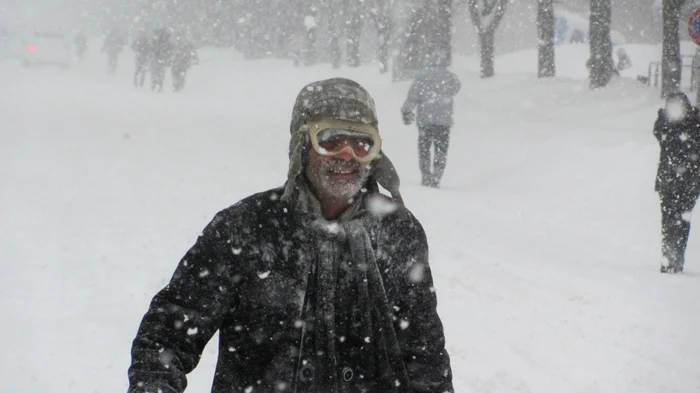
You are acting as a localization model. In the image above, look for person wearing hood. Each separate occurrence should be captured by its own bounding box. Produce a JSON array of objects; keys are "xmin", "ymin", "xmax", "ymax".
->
[
  {"xmin": 171, "ymin": 33, "xmax": 198, "ymax": 92},
  {"xmin": 401, "ymin": 53, "xmax": 461, "ymax": 188},
  {"xmin": 654, "ymin": 92, "xmax": 700, "ymax": 273},
  {"xmin": 150, "ymin": 28, "xmax": 173, "ymax": 92},
  {"xmin": 126, "ymin": 78, "xmax": 455, "ymax": 393},
  {"xmin": 132, "ymin": 29, "xmax": 152, "ymax": 88},
  {"xmin": 102, "ymin": 27, "xmax": 126, "ymax": 74}
]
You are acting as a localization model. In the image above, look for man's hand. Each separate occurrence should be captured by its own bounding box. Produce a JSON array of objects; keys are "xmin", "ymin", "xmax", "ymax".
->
[{"xmin": 402, "ymin": 110, "xmax": 415, "ymax": 125}]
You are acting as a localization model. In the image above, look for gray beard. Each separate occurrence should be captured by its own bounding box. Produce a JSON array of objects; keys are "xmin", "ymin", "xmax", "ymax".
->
[{"xmin": 314, "ymin": 159, "xmax": 372, "ymax": 201}]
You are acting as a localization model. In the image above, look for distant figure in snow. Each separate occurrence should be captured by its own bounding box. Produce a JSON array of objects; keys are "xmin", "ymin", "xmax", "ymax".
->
[
  {"xmin": 170, "ymin": 33, "xmax": 198, "ymax": 92},
  {"xmin": 125, "ymin": 78, "xmax": 454, "ymax": 393},
  {"xmin": 150, "ymin": 28, "xmax": 173, "ymax": 92},
  {"xmin": 654, "ymin": 92, "xmax": 700, "ymax": 273},
  {"xmin": 616, "ymin": 47, "xmax": 631, "ymax": 71},
  {"xmin": 102, "ymin": 27, "xmax": 125, "ymax": 74},
  {"xmin": 401, "ymin": 52, "xmax": 461, "ymax": 188},
  {"xmin": 131, "ymin": 29, "xmax": 152, "ymax": 88},
  {"xmin": 74, "ymin": 31, "xmax": 87, "ymax": 60}
]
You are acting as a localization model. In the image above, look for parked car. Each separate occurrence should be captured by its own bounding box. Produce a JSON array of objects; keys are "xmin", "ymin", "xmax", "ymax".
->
[{"xmin": 21, "ymin": 28, "xmax": 71, "ymax": 68}]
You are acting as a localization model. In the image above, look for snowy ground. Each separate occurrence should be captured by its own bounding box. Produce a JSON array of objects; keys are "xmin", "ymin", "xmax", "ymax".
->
[{"xmin": 1, "ymin": 43, "xmax": 699, "ymax": 393}]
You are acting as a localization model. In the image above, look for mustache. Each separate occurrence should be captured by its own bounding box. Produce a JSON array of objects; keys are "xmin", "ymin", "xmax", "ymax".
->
[{"xmin": 321, "ymin": 159, "xmax": 368, "ymax": 172}]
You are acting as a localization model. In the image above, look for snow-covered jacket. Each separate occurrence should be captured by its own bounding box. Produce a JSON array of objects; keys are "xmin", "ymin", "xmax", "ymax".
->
[
  {"xmin": 127, "ymin": 181, "xmax": 454, "ymax": 393},
  {"xmin": 654, "ymin": 95, "xmax": 700, "ymax": 195},
  {"xmin": 402, "ymin": 66, "xmax": 461, "ymax": 127}
]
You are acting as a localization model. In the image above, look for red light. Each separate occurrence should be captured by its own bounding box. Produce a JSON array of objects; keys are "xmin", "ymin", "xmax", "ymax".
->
[{"xmin": 28, "ymin": 45, "xmax": 35, "ymax": 52}]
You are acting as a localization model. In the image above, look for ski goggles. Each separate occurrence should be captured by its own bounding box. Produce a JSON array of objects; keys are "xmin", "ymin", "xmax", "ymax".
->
[{"xmin": 307, "ymin": 115, "xmax": 382, "ymax": 163}]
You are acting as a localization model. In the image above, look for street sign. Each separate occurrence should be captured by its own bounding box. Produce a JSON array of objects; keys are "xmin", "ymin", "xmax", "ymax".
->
[{"xmin": 689, "ymin": 8, "xmax": 700, "ymax": 45}]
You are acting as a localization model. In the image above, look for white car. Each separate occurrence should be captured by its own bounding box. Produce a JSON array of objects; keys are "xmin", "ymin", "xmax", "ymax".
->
[{"xmin": 21, "ymin": 29, "xmax": 71, "ymax": 68}]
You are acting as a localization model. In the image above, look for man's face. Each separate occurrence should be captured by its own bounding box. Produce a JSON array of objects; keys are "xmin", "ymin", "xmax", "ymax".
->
[{"xmin": 305, "ymin": 147, "xmax": 372, "ymax": 202}]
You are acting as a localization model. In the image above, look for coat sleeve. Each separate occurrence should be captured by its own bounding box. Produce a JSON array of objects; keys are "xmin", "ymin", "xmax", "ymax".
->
[
  {"xmin": 449, "ymin": 72, "xmax": 461, "ymax": 96},
  {"xmin": 127, "ymin": 212, "xmax": 238, "ymax": 393},
  {"xmin": 402, "ymin": 78, "xmax": 422, "ymax": 114},
  {"xmin": 386, "ymin": 215, "xmax": 454, "ymax": 393},
  {"xmin": 654, "ymin": 109, "xmax": 666, "ymax": 143}
]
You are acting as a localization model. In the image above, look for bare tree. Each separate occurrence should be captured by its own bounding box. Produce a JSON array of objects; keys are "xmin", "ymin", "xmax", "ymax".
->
[
  {"xmin": 345, "ymin": 0, "xmax": 363, "ymax": 67},
  {"xmin": 374, "ymin": 1, "xmax": 393, "ymax": 73},
  {"xmin": 327, "ymin": 0, "xmax": 342, "ymax": 68},
  {"xmin": 589, "ymin": 0, "xmax": 614, "ymax": 88},
  {"xmin": 537, "ymin": 0, "xmax": 555, "ymax": 77},
  {"xmin": 467, "ymin": 0, "xmax": 510, "ymax": 78},
  {"xmin": 343, "ymin": 0, "xmax": 392, "ymax": 72},
  {"xmin": 435, "ymin": 0, "xmax": 454, "ymax": 65},
  {"xmin": 302, "ymin": 0, "xmax": 320, "ymax": 66},
  {"xmin": 662, "ymin": 0, "xmax": 686, "ymax": 97}
]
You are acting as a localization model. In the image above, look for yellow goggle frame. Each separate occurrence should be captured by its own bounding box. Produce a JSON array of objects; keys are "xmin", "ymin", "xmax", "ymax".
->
[{"xmin": 307, "ymin": 115, "xmax": 382, "ymax": 164}]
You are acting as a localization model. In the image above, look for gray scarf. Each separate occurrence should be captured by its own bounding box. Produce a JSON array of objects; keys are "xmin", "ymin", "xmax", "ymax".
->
[{"xmin": 292, "ymin": 184, "xmax": 410, "ymax": 393}]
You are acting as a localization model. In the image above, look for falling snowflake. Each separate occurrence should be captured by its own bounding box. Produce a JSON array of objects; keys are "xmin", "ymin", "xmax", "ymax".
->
[
  {"xmin": 367, "ymin": 195, "xmax": 398, "ymax": 215},
  {"xmin": 409, "ymin": 263, "xmax": 425, "ymax": 283},
  {"xmin": 666, "ymin": 99, "xmax": 686, "ymax": 122},
  {"xmin": 304, "ymin": 16, "xmax": 317, "ymax": 29}
]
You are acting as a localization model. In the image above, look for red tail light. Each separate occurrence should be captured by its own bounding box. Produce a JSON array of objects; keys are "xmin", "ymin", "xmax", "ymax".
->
[{"xmin": 28, "ymin": 45, "xmax": 35, "ymax": 52}]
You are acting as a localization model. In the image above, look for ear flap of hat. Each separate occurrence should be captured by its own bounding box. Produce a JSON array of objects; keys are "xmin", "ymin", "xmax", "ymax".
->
[
  {"xmin": 371, "ymin": 153, "xmax": 408, "ymax": 220},
  {"xmin": 281, "ymin": 127, "xmax": 308, "ymax": 202}
]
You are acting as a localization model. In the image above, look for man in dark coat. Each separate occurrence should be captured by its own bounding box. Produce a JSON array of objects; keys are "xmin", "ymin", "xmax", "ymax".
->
[
  {"xmin": 127, "ymin": 78, "xmax": 455, "ymax": 393},
  {"xmin": 654, "ymin": 92, "xmax": 700, "ymax": 273},
  {"xmin": 150, "ymin": 28, "xmax": 173, "ymax": 92},
  {"xmin": 401, "ymin": 53, "xmax": 461, "ymax": 188},
  {"xmin": 102, "ymin": 27, "xmax": 125, "ymax": 74},
  {"xmin": 171, "ymin": 34, "xmax": 198, "ymax": 92},
  {"xmin": 132, "ymin": 29, "xmax": 152, "ymax": 88}
]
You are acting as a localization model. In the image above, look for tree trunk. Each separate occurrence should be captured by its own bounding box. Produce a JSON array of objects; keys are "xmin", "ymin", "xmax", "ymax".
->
[
  {"xmin": 662, "ymin": 0, "xmax": 685, "ymax": 97},
  {"xmin": 479, "ymin": 30, "xmax": 495, "ymax": 78},
  {"xmin": 302, "ymin": 7, "xmax": 319, "ymax": 66},
  {"xmin": 589, "ymin": 0, "xmax": 614, "ymax": 89},
  {"xmin": 376, "ymin": 13, "xmax": 391, "ymax": 73},
  {"xmin": 346, "ymin": 8, "xmax": 362, "ymax": 67},
  {"xmin": 537, "ymin": 0, "xmax": 555, "ymax": 78},
  {"xmin": 436, "ymin": 0, "xmax": 453, "ymax": 66},
  {"xmin": 467, "ymin": 0, "xmax": 509, "ymax": 79},
  {"xmin": 327, "ymin": 0, "xmax": 342, "ymax": 69}
]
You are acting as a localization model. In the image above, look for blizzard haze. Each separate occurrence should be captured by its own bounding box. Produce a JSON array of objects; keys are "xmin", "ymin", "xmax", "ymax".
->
[{"xmin": 1, "ymin": 1, "xmax": 700, "ymax": 393}]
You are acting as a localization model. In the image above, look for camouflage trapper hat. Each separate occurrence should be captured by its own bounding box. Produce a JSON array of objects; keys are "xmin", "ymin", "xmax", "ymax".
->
[{"xmin": 281, "ymin": 77, "xmax": 406, "ymax": 217}]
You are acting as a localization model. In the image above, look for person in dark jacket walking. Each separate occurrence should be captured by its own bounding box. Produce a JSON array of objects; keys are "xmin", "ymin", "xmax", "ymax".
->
[
  {"xmin": 127, "ymin": 78, "xmax": 455, "ymax": 393},
  {"xmin": 131, "ymin": 29, "xmax": 152, "ymax": 88},
  {"xmin": 102, "ymin": 27, "xmax": 125, "ymax": 74},
  {"xmin": 654, "ymin": 92, "xmax": 700, "ymax": 273},
  {"xmin": 401, "ymin": 53, "xmax": 461, "ymax": 188},
  {"xmin": 150, "ymin": 28, "xmax": 173, "ymax": 92},
  {"xmin": 171, "ymin": 34, "xmax": 198, "ymax": 92},
  {"xmin": 74, "ymin": 31, "xmax": 87, "ymax": 60}
]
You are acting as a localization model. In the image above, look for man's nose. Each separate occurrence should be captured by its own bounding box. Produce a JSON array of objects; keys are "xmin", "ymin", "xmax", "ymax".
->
[{"xmin": 335, "ymin": 151, "xmax": 353, "ymax": 161}]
